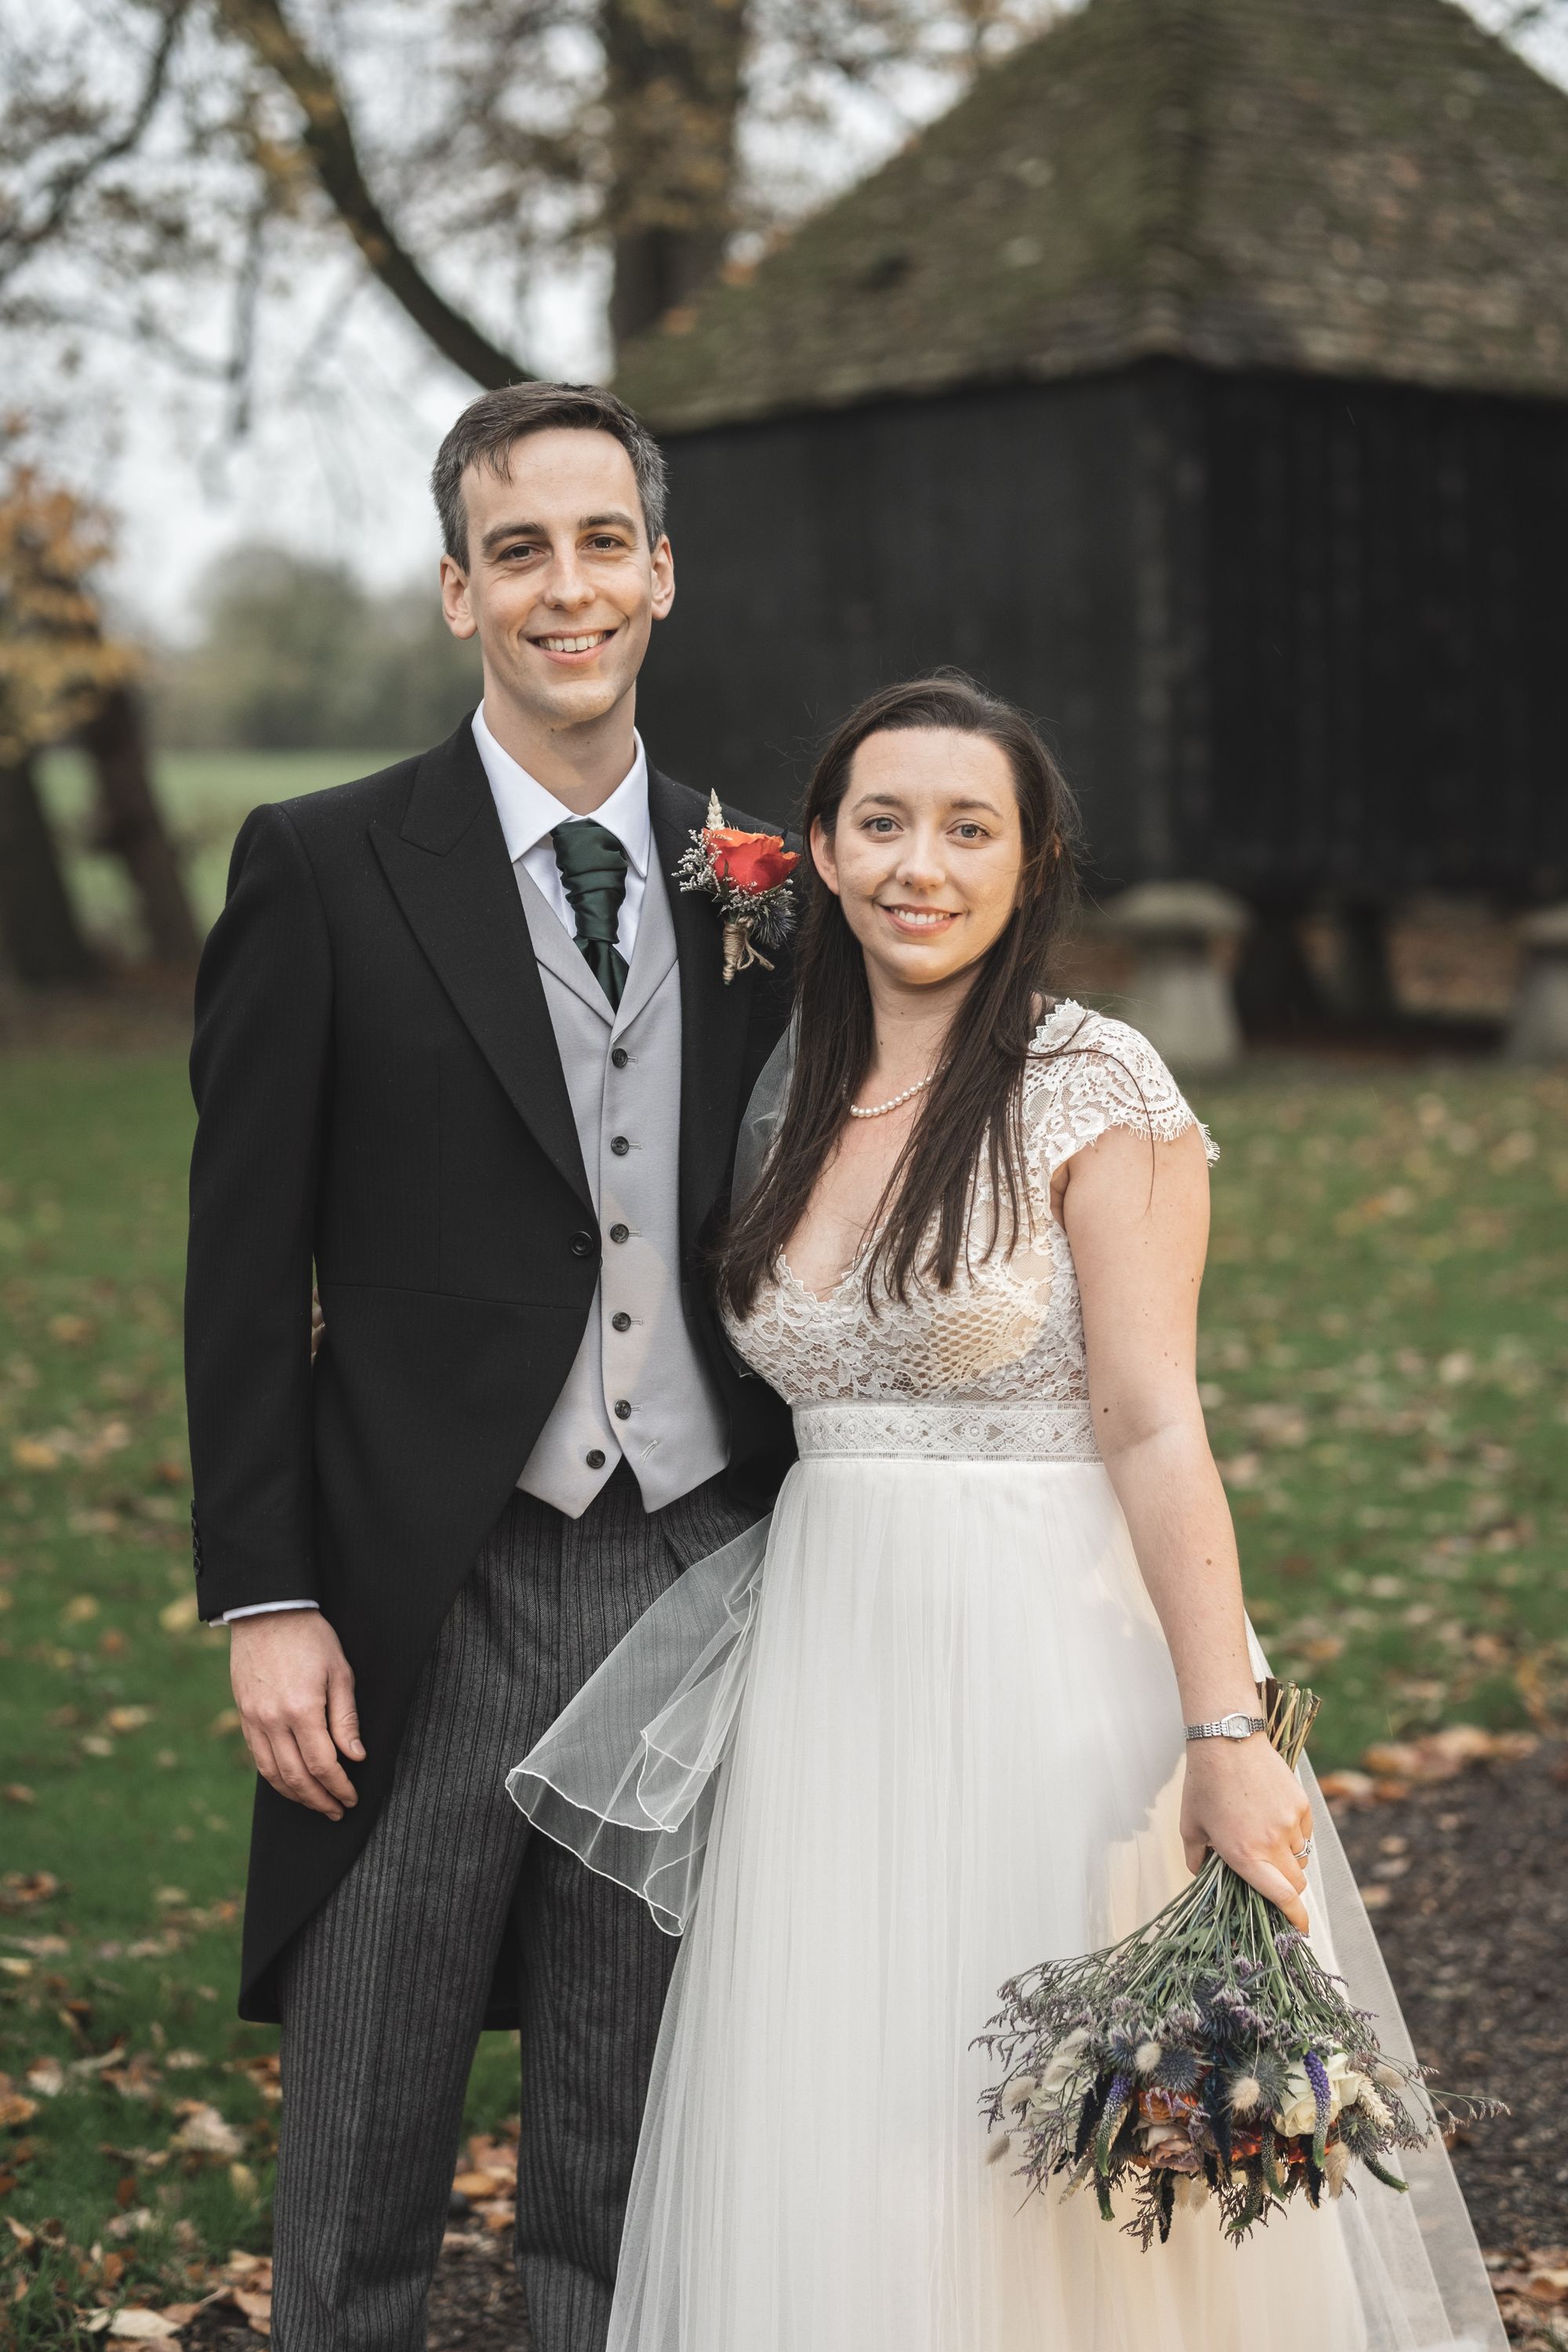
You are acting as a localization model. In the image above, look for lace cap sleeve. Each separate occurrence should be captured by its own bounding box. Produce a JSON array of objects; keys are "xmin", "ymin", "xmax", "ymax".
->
[{"xmin": 1022, "ymin": 1004, "xmax": 1218, "ymax": 1177}]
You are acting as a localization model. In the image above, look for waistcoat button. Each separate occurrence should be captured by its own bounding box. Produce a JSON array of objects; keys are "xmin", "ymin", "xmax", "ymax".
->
[
  {"xmin": 614, "ymin": 1399, "xmax": 632, "ymax": 1420},
  {"xmin": 586, "ymin": 1449, "xmax": 606, "ymax": 1470},
  {"xmin": 609, "ymin": 1223, "xmax": 630, "ymax": 1243},
  {"xmin": 611, "ymin": 1135, "xmax": 630, "ymax": 1156},
  {"xmin": 611, "ymin": 1047, "xmax": 630, "ymax": 1069},
  {"xmin": 568, "ymin": 1230, "xmax": 595, "ymax": 1258},
  {"xmin": 612, "ymin": 1311, "xmax": 631, "ymax": 1331}
]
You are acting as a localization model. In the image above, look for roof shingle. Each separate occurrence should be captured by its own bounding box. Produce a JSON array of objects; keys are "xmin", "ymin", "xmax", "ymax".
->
[{"xmin": 616, "ymin": 0, "xmax": 1568, "ymax": 429}]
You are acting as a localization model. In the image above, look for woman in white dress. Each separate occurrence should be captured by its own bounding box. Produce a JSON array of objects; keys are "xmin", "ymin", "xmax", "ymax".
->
[{"xmin": 511, "ymin": 677, "xmax": 1504, "ymax": 2352}]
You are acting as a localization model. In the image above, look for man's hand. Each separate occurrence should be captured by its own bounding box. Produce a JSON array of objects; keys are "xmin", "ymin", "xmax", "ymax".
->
[{"xmin": 229, "ymin": 1609, "xmax": 365, "ymax": 1820}]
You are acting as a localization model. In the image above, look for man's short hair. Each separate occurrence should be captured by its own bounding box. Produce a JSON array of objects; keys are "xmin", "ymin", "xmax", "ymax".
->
[{"xmin": 430, "ymin": 383, "xmax": 669, "ymax": 570}]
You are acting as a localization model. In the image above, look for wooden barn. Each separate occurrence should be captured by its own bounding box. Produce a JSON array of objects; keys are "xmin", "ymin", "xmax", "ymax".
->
[{"xmin": 617, "ymin": 0, "xmax": 1568, "ymax": 1005}]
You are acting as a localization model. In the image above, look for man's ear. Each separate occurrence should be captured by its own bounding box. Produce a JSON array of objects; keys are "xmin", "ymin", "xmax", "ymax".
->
[
  {"xmin": 440, "ymin": 554, "xmax": 477, "ymax": 641},
  {"xmin": 650, "ymin": 533, "xmax": 676, "ymax": 622}
]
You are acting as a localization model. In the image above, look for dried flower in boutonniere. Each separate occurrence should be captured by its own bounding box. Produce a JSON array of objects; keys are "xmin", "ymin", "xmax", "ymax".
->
[
  {"xmin": 975, "ymin": 1681, "xmax": 1504, "ymax": 2249},
  {"xmin": 675, "ymin": 792, "xmax": 800, "ymax": 984}
]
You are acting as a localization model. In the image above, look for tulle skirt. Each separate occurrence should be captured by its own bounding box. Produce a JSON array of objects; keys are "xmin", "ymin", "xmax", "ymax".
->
[{"xmin": 513, "ymin": 1439, "xmax": 1504, "ymax": 2352}]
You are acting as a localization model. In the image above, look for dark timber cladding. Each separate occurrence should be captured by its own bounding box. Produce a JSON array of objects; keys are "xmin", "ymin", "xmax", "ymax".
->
[{"xmin": 619, "ymin": 0, "xmax": 1568, "ymax": 902}]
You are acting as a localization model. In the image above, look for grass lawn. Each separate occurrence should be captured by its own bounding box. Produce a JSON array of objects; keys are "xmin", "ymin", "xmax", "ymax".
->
[
  {"xmin": 1, "ymin": 1044, "xmax": 1566, "ymax": 2335},
  {"xmin": 37, "ymin": 751, "xmax": 411, "ymax": 960}
]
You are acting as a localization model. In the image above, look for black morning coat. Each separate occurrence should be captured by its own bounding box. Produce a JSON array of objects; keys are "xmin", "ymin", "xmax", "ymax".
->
[{"xmin": 183, "ymin": 713, "xmax": 797, "ymax": 2023}]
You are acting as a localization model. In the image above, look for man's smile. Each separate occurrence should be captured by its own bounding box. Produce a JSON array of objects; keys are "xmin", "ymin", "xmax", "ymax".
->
[{"xmin": 529, "ymin": 627, "xmax": 618, "ymax": 660}]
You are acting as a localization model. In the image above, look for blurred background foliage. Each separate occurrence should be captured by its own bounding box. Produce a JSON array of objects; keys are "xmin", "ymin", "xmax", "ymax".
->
[{"xmin": 149, "ymin": 546, "xmax": 479, "ymax": 752}]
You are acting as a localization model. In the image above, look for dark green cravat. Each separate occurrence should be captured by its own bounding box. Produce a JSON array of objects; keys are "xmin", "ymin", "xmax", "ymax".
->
[{"xmin": 551, "ymin": 819, "xmax": 630, "ymax": 1009}]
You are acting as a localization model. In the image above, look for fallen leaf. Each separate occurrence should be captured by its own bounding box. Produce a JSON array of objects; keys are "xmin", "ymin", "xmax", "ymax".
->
[
  {"xmin": 229, "ymin": 2161, "xmax": 257, "ymax": 2198},
  {"xmin": 209, "ymin": 1710, "xmax": 241, "ymax": 1737},
  {"xmin": 0, "ymin": 1958, "xmax": 29, "ymax": 1979},
  {"xmin": 106, "ymin": 1707, "xmax": 153, "ymax": 1735},
  {"xmin": 12, "ymin": 1437, "xmax": 60, "ymax": 1470},
  {"xmin": 106, "ymin": 2209, "xmax": 157, "ymax": 2240},
  {"xmin": 0, "ymin": 2093, "xmax": 38, "ymax": 2126},
  {"xmin": 1, "ymin": 1870, "xmax": 60, "ymax": 1905},
  {"xmin": 229, "ymin": 2286, "xmax": 273, "ymax": 2325},
  {"xmin": 107, "ymin": 2310, "xmax": 183, "ymax": 2339},
  {"xmin": 62, "ymin": 1595, "xmax": 101, "ymax": 1625},
  {"xmin": 25, "ymin": 2057, "xmax": 64, "ymax": 2096},
  {"xmin": 1, "ymin": 1784, "xmax": 35, "ymax": 1806},
  {"xmin": 4, "ymin": 2215, "xmax": 34, "ymax": 2248},
  {"xmin": 158, "ymin": 1598, "xmax": 199, "ymax": 1635},
  {"xmin": 81, "ymin": 1735, "xmax": 116, "ymax": 1758},
  {"xmin": 78, "ymin": 2313, "xmax": 113, "ymax": 2335},
  {"xmin": 172, "ymin": 2103, "xmax": 245, "ymax": 2158}
]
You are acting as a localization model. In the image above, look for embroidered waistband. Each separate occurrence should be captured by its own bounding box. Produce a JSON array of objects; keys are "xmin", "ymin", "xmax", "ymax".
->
[{"xmin": 792, "ymin": 1398, "xmax": 1100, "ymax": 1463}]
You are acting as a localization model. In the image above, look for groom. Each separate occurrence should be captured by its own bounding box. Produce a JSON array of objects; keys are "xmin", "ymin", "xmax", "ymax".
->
[{"xmin": 184, "ymin": 383, "xmax": 796, "ymax": 2351}]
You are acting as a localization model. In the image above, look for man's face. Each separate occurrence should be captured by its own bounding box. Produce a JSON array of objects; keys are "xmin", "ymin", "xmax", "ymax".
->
[{"xmin": 440, "ymin": 427, "xmax": 674, "ymax": 735}]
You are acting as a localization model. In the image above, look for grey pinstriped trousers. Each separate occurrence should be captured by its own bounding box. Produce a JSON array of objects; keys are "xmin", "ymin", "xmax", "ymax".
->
[{"xmin": 270, "ymin": 1465, "xmax": 754, "ymax": 2352}]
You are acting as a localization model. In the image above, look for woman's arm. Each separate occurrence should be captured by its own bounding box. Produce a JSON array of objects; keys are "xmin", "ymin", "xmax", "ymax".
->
[{"xmin": 1059, "ymin": 1120, "xmax": 1313, "ymax": 1929}]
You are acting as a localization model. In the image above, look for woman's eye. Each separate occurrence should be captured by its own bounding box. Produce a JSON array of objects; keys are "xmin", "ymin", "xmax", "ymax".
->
[
  {"xmin": 954, "ymin": 823, "xmax": 987, "ymax": 840},
  {"xmin": 864, "ymin": 817, "xmax": 897, "ymax": 834}
]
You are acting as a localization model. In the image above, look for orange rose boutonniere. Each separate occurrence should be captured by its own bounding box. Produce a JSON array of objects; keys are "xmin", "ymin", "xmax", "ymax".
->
[{"xmin": 675, "ymin": 792, "xmax": 800, "ymax": 983}]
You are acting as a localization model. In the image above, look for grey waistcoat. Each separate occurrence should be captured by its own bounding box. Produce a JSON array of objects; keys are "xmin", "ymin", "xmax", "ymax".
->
[{"xmin": 513, "ymin": 851, "xmax": 729, "ymax": 1518}]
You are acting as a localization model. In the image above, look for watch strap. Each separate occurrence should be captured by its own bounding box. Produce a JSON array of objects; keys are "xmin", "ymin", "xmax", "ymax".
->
[{"xmin": 1185, "ymin": 1712, "xmax": 1268, "ymax": 1741}]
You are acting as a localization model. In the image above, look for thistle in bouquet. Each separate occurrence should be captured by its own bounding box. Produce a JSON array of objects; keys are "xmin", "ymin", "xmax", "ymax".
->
[
  {"xmin": 977, "ymin": 1681, "xmax": 1503, "ymax": 2249},
  {"xmin": 675, "ymin": 793, "xmax": 799, "ymax": 983}
]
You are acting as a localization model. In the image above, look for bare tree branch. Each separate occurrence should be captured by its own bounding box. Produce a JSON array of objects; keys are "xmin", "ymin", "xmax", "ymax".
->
[
  {"xmin": 0, "ymin": 0, "xmax": 192, "ymax": 284},
  {"xmin": 216, "ymin": 0, "xmax": 532, "ymax": 387}
]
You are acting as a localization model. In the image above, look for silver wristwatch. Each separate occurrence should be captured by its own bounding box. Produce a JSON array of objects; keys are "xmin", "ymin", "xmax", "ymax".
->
[{"xmin": 1185, "ymin": 1711, "xmax": 1267, "ymax": 1742}]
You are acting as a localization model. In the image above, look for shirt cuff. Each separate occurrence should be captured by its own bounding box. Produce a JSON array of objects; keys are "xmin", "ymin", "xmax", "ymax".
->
[{"xmin": 221, "ymin": 1599, "xmax": 321, "ymax": 1622}]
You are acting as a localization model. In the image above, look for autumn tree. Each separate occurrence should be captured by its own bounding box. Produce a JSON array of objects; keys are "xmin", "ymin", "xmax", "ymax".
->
[{"xmin": 0, "ymin": 462, "xmax": 198, "ymax": 981}]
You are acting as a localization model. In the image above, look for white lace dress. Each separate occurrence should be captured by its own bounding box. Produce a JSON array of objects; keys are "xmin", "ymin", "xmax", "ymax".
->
[{"xmin": 510, "ymin": 1004, "xmax": 1503, "ymax": 2352}]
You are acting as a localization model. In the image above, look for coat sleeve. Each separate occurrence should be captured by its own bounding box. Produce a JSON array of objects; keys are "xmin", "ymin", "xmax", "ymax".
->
[{"xmin": 185, "ymin": 804, "xmax": 333, "ymax": 1621}]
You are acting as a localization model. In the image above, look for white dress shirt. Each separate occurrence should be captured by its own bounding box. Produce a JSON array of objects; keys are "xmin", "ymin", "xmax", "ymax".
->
[{"xmin": 223, "ymin": 707, "xmax": 654, "ymax": 1624}]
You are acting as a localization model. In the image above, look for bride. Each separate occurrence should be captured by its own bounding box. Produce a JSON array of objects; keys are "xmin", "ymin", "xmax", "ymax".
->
[{"xmin": 510, "ymin": 675, "xmax": 1504, "ymax": 2351}]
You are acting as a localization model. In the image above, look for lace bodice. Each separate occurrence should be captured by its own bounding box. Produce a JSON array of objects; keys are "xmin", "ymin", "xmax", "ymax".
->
[{"xmin": 724, "ymin": 1004, "xmax": 1214, "ymax": 1445}]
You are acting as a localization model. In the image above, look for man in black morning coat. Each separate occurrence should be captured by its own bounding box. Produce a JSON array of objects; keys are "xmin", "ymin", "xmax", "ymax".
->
[{"xmin": 183, "ymin": 383, "xmax": 795, "ymax": 2352}]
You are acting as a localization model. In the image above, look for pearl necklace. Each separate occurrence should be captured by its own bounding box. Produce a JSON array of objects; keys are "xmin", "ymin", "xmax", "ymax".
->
[{"xmin": 848, "ymin": 1073, "xmax": 935, "ymax": 1120}]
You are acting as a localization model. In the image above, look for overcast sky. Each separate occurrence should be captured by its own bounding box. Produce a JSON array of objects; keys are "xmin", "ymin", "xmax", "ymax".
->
[{"xmin": 96, "ymin": 0, "xmax": 1568, "ymax": 642}]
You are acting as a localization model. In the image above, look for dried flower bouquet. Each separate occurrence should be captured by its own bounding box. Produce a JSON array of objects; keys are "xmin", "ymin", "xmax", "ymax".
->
[{"xmin": 977, "ymin": 1681, "xmax": 1501, "ymax": 2248}]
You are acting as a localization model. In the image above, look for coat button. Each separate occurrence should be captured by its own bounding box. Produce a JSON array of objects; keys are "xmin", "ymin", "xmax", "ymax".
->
[
  {"xmin": 609, "ymin": 1223, "xmax": 629, "ymax": 1243},
  {"xmin": 614, "ymin": 1399, "xmax": 632, "ymax": 1420},
  {"xmin": 611, "ymin": 1047, "xmax": 630, "ymax": 1069},
  {"xmin": 611, "ymin": 1135, "xmax": 630, "ymax": 1156},
  {"xmin": 586, "ymin": 1449, "xmax": 606, "ymax": 1470},
  {"xmin": 612, "ymin": 1311, "xmax": 631, "ymax": 1332},
  {"xmin": 568, "ymin": 1231, "xmax": 595, "ymax": 1258}
]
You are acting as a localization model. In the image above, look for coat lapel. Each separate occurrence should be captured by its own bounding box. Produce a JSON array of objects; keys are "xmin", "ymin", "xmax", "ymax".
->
[
  {"xmin": 369, "ymin": 718, "xmax": 592, "ymax": 1214},
  {"xmin": 648, "ymin": 766, "xmax": 757, "ymax": 1258}
]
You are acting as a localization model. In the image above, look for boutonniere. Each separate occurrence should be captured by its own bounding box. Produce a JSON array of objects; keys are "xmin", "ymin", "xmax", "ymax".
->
[{"xmin": 675, "ymin": 791, "xmax": 800, "ymax": 984}]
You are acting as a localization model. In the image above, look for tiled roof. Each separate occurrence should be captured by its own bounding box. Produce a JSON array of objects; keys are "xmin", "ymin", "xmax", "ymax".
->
[{"xmin": 616, "ymin": 0, "xmax": 1568, "ymax": 429}]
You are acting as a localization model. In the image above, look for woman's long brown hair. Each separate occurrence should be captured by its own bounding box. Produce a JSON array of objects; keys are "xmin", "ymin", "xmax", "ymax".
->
[{"xmin": 717, "ymin": 674, "xmax": 1082, "ymax": 1319}]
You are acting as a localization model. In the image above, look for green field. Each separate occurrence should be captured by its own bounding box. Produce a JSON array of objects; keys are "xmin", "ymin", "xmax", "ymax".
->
[
  {"xmin": 1, "ymin": 1046, "xmax": 1566, "ymax": 2333},
  {"xmin": 37, "ymin": 750, "xmax": 411, "ymax": 960}
]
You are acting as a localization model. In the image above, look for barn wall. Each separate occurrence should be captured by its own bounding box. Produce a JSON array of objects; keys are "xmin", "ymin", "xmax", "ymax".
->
[
  {"xmin": 639, "ymin": 362, "xmax": 1568, "ymax": 902},
  {"xmin": 638, "ymin": 373, "xmax": 1154, "ymax": 870},
  {"xmin": 1197, "ymin": 368, "xmax": 1568, "ymax": 900}
]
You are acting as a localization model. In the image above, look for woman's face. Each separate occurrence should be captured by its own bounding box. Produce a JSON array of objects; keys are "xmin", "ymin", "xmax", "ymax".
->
[{"xmin": 811, "ymin": 728, "xmax": 1025, "ymax": 996}]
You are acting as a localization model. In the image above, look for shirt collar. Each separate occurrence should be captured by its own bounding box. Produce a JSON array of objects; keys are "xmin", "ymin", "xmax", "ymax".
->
[{"xmin": 471, "ymin": 702, "xmax": 650, "ymax": 878}]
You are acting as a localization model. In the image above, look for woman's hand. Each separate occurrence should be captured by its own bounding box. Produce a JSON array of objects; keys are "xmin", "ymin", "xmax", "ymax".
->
[{"xmin": 1180, "ymin": 1737, "xmax": 1313, "ymax": 1932}]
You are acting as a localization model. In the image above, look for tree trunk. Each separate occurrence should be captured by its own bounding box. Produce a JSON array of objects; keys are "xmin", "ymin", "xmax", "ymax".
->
[
  {"xmin": 78, "ymin": 683, "xmax": 201, "ymax": 965},
  {"xmin": 604, "ymin": 0, "xmax": 746, "ymax": 350},
  {"xmin": 0, "ymin": 755, "xmax": 99, "ymax": 984}
]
